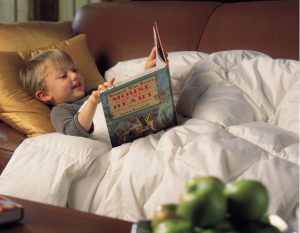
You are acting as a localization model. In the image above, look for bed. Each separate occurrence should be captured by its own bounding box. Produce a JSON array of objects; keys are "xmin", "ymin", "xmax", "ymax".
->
[{"xmin": 0, "ymin": 0, "xmax": 298, "ymax": 231}]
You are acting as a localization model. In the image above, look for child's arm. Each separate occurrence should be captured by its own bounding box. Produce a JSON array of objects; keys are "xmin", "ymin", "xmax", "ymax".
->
[
  {"xmin": 78, "ymin": 47, "xmax": 156, "ymax": 132},
  {"xmin": 77, "ymin": 78, "xmax": 115, "ymax": 132}
]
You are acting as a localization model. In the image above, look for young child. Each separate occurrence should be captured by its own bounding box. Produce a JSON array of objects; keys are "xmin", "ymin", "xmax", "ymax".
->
[{"xmin": 20, "ymin": 48, "xmax": 156, "ymax": 137}]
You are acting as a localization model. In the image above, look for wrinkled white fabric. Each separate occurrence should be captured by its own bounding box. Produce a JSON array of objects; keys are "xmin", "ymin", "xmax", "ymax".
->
[{"xmin": 0, "ymin": 50, "xmax": 298, "ymax": 230}]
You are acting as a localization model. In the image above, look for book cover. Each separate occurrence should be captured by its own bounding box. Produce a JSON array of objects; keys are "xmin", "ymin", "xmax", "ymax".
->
[
  {"xmin": 100, "ymin": 23, "xmax": 176, "ymax": 147},
  {"xmin": 131, "ymin": 220, "xmax": 152, "ymax": 233},
  {"xmin": 0, "ymin": 196, "xmax": 24, "ymax": 225}
]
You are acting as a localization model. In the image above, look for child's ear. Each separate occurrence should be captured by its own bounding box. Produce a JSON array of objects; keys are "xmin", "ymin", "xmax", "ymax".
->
[{"xmin": 35, "ymin": 90, "xmax": 52, "ymax": 103}]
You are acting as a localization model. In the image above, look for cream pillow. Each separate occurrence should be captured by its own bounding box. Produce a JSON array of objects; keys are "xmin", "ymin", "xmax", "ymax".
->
[
  {"xmin": 0, "ymin": 21, "xmax": 72, "ymax": 51},
  {"xmin": 0, "ymin": 34, "xmax": 104, "ymax": 137},
  {"xmin": 19, "ymin": 34, "xmax": 104, "ymax": 91}
]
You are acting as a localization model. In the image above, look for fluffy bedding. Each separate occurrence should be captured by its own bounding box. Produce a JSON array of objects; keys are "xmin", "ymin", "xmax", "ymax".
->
[{"xmin": 0, "ymin": 50, "xmax": 298, "ymax": 230}]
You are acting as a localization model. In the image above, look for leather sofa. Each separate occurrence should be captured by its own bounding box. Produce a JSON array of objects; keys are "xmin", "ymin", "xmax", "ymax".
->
[{"xmin": 0, "ymin": 0, "xmax": 298, "ymax": 174}]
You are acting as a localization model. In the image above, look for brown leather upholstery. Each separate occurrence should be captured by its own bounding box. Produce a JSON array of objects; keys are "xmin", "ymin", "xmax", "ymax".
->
[
  {"xmin": 199, "ymin": 0, "xmax": 299, "ymax": 59},
  {"xmin": 0, "ymin": 123, "xmax": 25, "ymax": 173},
  {"xmin": 72, "ymin": 1, "xmax": 222, "ymax": 74},
  {"xmin": 72, "ymin": 0, "xmax": 299, "ymax": 74},
  {"xmin": 0, "ymin": 0, "xmax": 298, "ymax": 174}
]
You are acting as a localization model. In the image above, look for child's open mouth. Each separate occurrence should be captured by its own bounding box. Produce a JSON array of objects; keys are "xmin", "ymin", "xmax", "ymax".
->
[{"xmin": 72, "ymin": 82, "xmax": 81, "ymax": 89}]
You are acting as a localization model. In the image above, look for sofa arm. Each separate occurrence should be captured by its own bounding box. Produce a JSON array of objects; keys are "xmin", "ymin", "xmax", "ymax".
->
[{"xmin": 0, "ymin": 122, "xmax": 26, "ymax": 174}]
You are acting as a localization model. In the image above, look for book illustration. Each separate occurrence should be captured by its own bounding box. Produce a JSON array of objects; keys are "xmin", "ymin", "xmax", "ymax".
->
[
  {"xmin": 100, "ymin": 22, "xmax": 176, "ymax": 147},
  {"xmin": 0, "ymin": 196, "xmax": 24, "ymax": 225}
]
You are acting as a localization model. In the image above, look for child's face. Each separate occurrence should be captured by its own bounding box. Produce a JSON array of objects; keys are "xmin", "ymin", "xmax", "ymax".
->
[{"xmin": 43, "ymin": 61, "xmax": 85, "ymax": 105}]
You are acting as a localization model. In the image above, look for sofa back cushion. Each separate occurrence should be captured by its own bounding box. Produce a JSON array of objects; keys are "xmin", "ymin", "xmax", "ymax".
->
[
  {"xmin": 72, "ymin": 1, "xmax": 221, "ymax": 73},
  {"xmin": 72, "ymin": 0, "xmax": 298, "ymax": 74},
  {"xmin": 198, "ymin": 0, "xmax": 299, "ymax": 60}
]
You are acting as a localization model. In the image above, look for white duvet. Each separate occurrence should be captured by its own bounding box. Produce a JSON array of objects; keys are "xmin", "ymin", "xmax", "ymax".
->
[{"xmin": 0, "ymin": 50, "xmax": 299, "ymax": 230}]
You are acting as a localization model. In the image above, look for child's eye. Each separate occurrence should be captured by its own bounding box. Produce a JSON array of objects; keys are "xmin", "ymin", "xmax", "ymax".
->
[
  {"xmin": 59, "ymin": 74, "xmax": 67, "ymax": 79},
  {"xmin": 72, "ymin": 68, "xmax": 78, "ymax": 73}
]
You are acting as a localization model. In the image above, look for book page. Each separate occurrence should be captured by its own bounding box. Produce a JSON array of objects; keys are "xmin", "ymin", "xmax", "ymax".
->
[{"xmin": 153, "ymin": 22, "xmax": 167, "ymax": 67}]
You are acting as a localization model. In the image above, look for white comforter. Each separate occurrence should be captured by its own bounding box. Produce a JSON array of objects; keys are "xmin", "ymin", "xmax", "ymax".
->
[{"xmin": 0, "ymin": 51, "xmax": 299, "ymax": 230}]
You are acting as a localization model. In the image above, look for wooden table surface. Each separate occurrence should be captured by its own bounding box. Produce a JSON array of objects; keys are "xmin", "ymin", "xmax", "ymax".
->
[{"xmin": 1, "ymin": 196, "xmax": 133, "ymax": 233}]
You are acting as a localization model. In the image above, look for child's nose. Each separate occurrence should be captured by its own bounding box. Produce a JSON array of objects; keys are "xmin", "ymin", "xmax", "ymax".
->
[{"xmin": 69, "ymin": 71, "xmax": 78, "ymax": 80}]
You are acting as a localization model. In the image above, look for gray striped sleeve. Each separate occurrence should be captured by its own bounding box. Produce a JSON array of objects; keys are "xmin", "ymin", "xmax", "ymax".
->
[{"xmin": 50, "ymin": 99, "xmax": 94, "ymax": 137}]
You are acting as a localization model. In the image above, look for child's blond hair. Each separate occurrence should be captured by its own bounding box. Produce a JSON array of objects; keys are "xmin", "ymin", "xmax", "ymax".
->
[{"xmin": 19, "ymin": 49, "xmax": 73, "ymax": 97}]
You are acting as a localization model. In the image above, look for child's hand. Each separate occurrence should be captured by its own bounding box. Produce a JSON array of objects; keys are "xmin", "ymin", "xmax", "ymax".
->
[
  {"xmin": 144, "ymin": 47, "xmax": 156, "ymax": 70},
  {"xmin": 98, "ymin": 78, "xmax": 115, "ymax": 92},
  {"xmin": 89, "ymin": 90, "xmax": 101, "ymax": 105},
  {"xmin": 89, "ymin": 78, "xmax": 115, "ymax": 105}
]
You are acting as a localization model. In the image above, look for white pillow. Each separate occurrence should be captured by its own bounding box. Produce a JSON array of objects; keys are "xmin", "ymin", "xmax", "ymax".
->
[
  {"xmin": 176, "ymin": 50, "xmax": 299, "ymax": 130},
  {"xmin": 270, "ymin": 79, "xmax": 299, "ymax": 136},
  {"xmin": 104, "ymin": 50, "xmax": 266, "ymax": 86},
  {"xmin": 104, "ymin": 51, "xmax": 208, "ymax": 104},
  {"xmin": 0, "ymin": 133, "xmax": 111, "ymax": 208},
  {"xmin": 105, "ymin": 50, "xmax": 299, "ymax": 133},
  {"xmin": 104, "ymin": 51, "xmax": 207, "ymax": 83},
  {"xmin": 192, "ymin": 84, "xmax": 258, "ymax": 127},
  {"xmin": 176, "ymin": 50, "xmax": 266, "ymax": 126},
  {"xmin": 226, "ymin": 56, "xmax": 299, "ymax": 119}
]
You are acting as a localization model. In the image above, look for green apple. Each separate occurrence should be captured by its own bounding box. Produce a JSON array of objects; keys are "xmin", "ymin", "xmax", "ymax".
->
[
  {"xmin": 224, "ymin": 180, "xmax": 269, "ymax": 222},
  {"xmin": 153, "ymin": 219, "xmax": 192, "ymax": 233},
  {"xmin": 200, "ymin": 229, "xmax": 218, "ymax": 233},
  {"xmin": 177, "ymin": 176, "xmax": 227, "ymax": 228},
  {"xmin": 241, "ymin": 221, "xmax": 280, "ymax": 233},
  {"xmin": 151, "ymin": 203, "xmax": 182, "ymax": 229},
  {"xmin": 185, "ymin": 176, "xmax": 224, "ymax": 193}
]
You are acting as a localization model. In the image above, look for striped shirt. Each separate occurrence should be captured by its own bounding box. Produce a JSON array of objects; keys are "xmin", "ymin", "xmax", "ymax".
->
[{"xmin": 50, "ymin": 95, "xmax": 94, "ymax": 137}]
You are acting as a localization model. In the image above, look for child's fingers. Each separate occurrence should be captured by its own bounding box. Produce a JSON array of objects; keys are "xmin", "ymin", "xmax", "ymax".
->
[
  {"xmin": 148, "ymin": 59, "xmax": 156, "ymax": 68},
  {"xmin": 147, "ymin": 47, "xmax": 156, "ymax": 62},
  {"xmin": 98, "ymin": 78, "xmax": 115, "ymax": 91},
  {"xmin": 92, "ymin": 90, "xmax": 100, "ymax": 97},
  {"xmin": 149, "ymin": 47, "xmax": 156, "ymax": 59},
  {"xmin": 89, "ymin": 90, "xmax": 101, "ymax": 105},
  {"xmin": 98, "ymin": 84, "xmax": 106, "ymax": 92},
  {"xmin": 103, "ymin": 78, "xmax": 115, "ymax": 88},
  {"xmin": 108, "ymin": 78, "xmax": 115, "ymax": 86}
]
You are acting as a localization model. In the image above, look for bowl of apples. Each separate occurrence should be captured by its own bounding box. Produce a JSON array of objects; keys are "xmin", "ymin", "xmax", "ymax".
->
[{"xmin": 131, "ymin": 176, "xmax": 296, "ymax": 233}]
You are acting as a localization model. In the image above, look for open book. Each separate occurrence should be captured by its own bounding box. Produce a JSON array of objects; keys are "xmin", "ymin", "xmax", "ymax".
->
[{"xmin": 100, "ymin": 23, "xmax": 176, "ymax": 147}]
